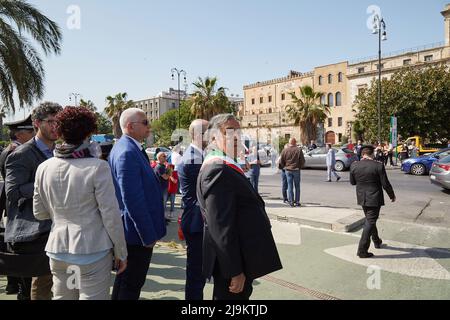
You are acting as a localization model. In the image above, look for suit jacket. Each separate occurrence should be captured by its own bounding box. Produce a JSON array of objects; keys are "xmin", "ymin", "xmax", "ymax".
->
[
  {"xmin": 0, "ymin": 143, "xmax": 18, "ymax": 217},
  {"xmin": 4, "ymin": 138, "xmax": 51, "ymax": 243},
  {"xmin": 197, "ymin": 163, "xmax": 282, "ymax": 280},
  {"xmin": 33, "ymin": 157, "xmax": 128, "ymax": 261},
  {"xmin": 350, "ymin": 159, "xmax": 395, "ymax": 207},
  {"xmin": 109, "ymin": 135, "xmax": 166, "ymax": 246},
  {"xmin": 178, "ymin": 145, "xmax": 204, "ymax": 234}
]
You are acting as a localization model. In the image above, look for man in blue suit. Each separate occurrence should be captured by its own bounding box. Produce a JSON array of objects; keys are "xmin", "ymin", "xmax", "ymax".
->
[
  {"xmin": 178, "ymin": 119, "xmax": 208, "ymax": 300},
  {"xmin": 109, "ymin": 108, "xmax": 166, "ymax": 300}
]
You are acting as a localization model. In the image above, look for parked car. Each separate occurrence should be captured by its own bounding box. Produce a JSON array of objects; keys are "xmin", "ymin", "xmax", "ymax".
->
[
  {"xmin": 429, "ymin": 155, "xmax": 450, "ymax": 190},
  {"xmin": 401, "ymin": 148, "xmax": 450, "ymax": 176},
  {"xmin": 146, "ymin": 146, "xmax": 171, "ymax": 161},
  {"xmin": 303, "ymin": 147, "xmax": 358, "ymax": 171}
]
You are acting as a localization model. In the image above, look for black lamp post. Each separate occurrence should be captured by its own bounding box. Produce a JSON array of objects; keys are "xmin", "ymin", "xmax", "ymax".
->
[
  {"xmin": 171, "ymin": 68, "xmax": 187, "ymax": 130},
  {"xmin": 372, "ymin": 14, "xmax": 387, "ymax": 144}
]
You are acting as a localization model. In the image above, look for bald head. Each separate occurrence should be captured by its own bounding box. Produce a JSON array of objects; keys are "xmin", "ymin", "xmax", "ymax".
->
[
  {"xmin": 289, "ymin": 138, "xmax": 297, "ymax": 146},
  {"xmin": 189, "ymin": 119, "xmax": 209, "ymax": 149}
]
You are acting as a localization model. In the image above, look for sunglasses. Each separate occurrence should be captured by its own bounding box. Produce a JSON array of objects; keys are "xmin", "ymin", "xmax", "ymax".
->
[{"xmin": 131, "ymin": 119, "xmax": 149, "ymax": 126}]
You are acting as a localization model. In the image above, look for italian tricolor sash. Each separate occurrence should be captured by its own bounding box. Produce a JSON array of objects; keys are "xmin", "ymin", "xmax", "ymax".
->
[{"xmin": 202, "ymin": 150, "xmax": 245, "ymax": 176}]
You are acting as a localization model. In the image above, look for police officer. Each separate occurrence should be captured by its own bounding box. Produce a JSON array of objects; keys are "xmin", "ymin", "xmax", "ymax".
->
[
  {"xmin": 0, "ymin": 115, "xmax": 35, "ymax": 299},
  {"xmin": 350, "ymin": 145, "xmax": 396, "ymax": 258}
]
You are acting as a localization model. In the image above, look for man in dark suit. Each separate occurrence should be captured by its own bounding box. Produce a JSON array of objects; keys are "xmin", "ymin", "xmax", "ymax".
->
[
  {"xmin": 109, "ymin": 108, "xmax": 166, "ymax": 300},
  {"xmin": 0, "ymin": 116, "xmax": 35, "ymax": 299},
  {"xmin": 5, "ymin": 103, "xmax": 62, "ymax": 300},
  {"xmin": 178, "ymin": 119, "xmax": 209, "ymax": 300},
  {"xmin": 197, "ymin": 114, "xmax": 282, "ymax": 300},
  {"xmin": 350, "ymin": 145, "xmax": 396, "ymax": 258}
]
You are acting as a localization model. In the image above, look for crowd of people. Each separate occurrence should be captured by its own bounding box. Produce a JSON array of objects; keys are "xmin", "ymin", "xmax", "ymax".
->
[{"xmin": 0, "ymin": 105, "xmax": 282, "ymax": 301}]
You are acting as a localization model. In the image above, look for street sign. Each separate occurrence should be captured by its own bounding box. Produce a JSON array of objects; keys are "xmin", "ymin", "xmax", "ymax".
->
[{"xmin": 390, "ymin": 116, "xmax": 398, "ymax": 147}]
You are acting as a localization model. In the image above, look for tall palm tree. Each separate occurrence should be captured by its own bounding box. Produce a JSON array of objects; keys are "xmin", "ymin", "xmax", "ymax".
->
[
  {"xmin": 286, "ymin": 85, "xmax": 330, "ymax": 145},
  {"xmin": 79, "ymin": 99, "xmax": 97, "ymax": 112},
  {"xmin": 0, "ymin": 0, "xmax": 62, "ymax": 112},
  {"xmin": 104, "ymin": 93, "xmax": 134, "ymax": 138},
  {"xmin": 190, "ymin": 76, "xmax": 231, "ymax": 120}
]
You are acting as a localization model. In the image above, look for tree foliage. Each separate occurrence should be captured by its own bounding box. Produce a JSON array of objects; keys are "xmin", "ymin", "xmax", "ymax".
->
[
  {"xmin": 286, "ymin": 85, "xmax": 330, "ymax": 145},
  {"xmin": 354, "ymin": 64, "xmax": 450, "ymax": 143},
  {"xmin": 104, "ymin": 92, "xmax": 134, "ymax": 138},
  {"xmin": 0, "ymin": 0, "xmax": 62, "ymax": 113}
]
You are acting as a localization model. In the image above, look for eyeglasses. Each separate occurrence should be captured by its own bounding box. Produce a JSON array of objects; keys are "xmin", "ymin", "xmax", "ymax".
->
[
  {"xmin": 41, "ymin": 119, "xmax": 58, "ymax": 125},
  {"xmin": 131, "ymin": 119, "xmax": 149, "ymax": 126}
]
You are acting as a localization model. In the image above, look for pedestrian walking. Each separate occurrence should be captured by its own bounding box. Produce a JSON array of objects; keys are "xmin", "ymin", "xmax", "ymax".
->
[
  {"xmin": 109, "ymin": 108, "xmax": 166, "ymax": 300},
  {"xmin": 279, "ymin": 138, "xmax": 305, "ymax": 207},
  {"xmin": 247, "ymin": 146, "xmax": 261, "ymax": 193},
  {"xmin": 178, "ymin": 119, "xmax": 209, "ymax": 300},
  {"xmin": 350, "ymin": 146, "xmax": 396, "ymax": 258},
  {"xmin": 33, "ymin": 107, "xmax": 127, "ymax": 300},
  {"xmin": 197, "ymin": 114, "xmax": 282, "ymax": 300},
  {"xmin": 326, "ymin": 144, "xmax": 341, "ymax": 182}
]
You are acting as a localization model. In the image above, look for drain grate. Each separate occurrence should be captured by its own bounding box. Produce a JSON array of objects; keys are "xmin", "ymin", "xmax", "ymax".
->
[{"xmin": 261, "ymin": 275, "xmax": 340, "ymax": 300}]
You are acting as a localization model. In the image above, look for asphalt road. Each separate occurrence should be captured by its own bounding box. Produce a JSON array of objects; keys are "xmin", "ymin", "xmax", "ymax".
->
[{"xmin": 258, "ymin": 166, "xmax": 450, "ymax": 228}]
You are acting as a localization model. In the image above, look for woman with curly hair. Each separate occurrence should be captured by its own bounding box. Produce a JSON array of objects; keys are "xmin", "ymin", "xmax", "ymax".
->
[{"xmin": 33, "ymin": 106, "xmax": 127, "ymax": 300}]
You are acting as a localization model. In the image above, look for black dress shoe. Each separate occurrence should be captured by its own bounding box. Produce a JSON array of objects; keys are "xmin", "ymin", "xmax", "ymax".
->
[
  {"xmin": 374, "ymin": 240, "xmax": 383, "ymax": 249},
  {"xmin": 358, "ymin": 252, "xmax": 374, "ymax": 258}
]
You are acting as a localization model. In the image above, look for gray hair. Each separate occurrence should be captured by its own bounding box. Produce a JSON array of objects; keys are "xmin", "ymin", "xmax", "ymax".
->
[
  {"xmin": 31, "ymin": 102, "xmax": 63, "ymax": 121},
  {"xmin": 207, "ymin": 114, "xmax": 238, "ymax": 142},
  {"xmin": 120, "ymin": 108, "xmax": 145, "ymax": 131}
]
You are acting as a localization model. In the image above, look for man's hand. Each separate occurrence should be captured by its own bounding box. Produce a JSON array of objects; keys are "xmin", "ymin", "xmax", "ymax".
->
[
  {"xmin": 229, "ymin": 273, "xmax": 246, "ymax": 294},
  {"xmin": 114, "ymin": 259, "xmax": 127, "ymax": 275}
]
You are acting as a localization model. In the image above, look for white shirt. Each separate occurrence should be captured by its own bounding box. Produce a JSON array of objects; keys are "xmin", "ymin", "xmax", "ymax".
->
[{"xmin": 171, "ymin": 151, "xmax": 183, "ymax": 171}]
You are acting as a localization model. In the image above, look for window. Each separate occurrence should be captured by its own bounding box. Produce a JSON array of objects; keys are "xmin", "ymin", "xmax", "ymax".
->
[
  {"xmin": 285, "ymin": 134, "xmax": 291, "ymax": 140},
  {"xmin": 335, "ymin": 92, "xmax": 342, "ymax": 106},
  {"xmin": 321, "ymin": 94, "xmax": 326, "ymax": 105},
  {"xmin": 403, "ymin": 59, "xmax": 412, "ymax": 65},
  {"xmin": 338, "ymin": 133, "xmax": 343, "ymax": 142},
  {"xmin": 318, "ymin": 76, "xmax": 323, "ymax": 85},
  {"xmin": 281, "ymin": 93, "xmax": 286, "ymax": 100},
  {"xmin": 328, "ymin": 118, "xmax": 333, "ymax": 127},
  {"xmin": 328, "ymin": 93, "xmax": 334, "ymax": 107},
  {"xmin": 251, "ymin": 98, "xmax": 255, "ymax": 105},
  {"xmin": 338, "ymin": 117, "xmax": 343, "ymax": 127},
  {"xmin": 358, "ymin": 87, "xmax": 366, "ymax": 96},
  {"xmin": 260, "ymin": 97, "xmax": 263, "ymax": 104},
  {"xmin": 338, "ymin": 72, "xmax": 343, "ymax": 82},
  {"xmin": 376, "ymin": 63, "xmax": 384, "ymax": 70},
  {"xmin": 268, "ymin": 108, "xmax": 273, "ymax": 113},
  {"xmin": 268, "ymin": 96, "xmax": 272, "ymax": 103},
  {"xmin": 328, "ymin": 74, "xmax": 333, "ymax": 84},
  {"xmin": 358, "ymin": 67, "xmax": 365, "ymax": 74},
  {"xmin": 424, "ymin": 55, "xmax": 433, "ymax": 62}
]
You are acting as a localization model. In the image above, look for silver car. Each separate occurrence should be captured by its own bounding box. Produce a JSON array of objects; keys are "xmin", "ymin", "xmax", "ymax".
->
[
  {"xmin": 303, "ymin": 147, "xmax": 359, "ymax": 171},
  {"xmin": 429, "ymin": 155, "xmax": 450, "ymax": 190}
]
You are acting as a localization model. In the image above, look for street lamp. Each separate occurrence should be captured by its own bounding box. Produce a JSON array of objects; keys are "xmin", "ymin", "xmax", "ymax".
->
[
  {"xmin": 171, "ymin": 68, "xmax": 187, "ymax": 130},
  {"xmin": 69, "ymin": 93, "xmax": 82, "ymax": 107},
  {"xmin": 372, "ymin": 14, "xmax": 387, "ymax": 144}
]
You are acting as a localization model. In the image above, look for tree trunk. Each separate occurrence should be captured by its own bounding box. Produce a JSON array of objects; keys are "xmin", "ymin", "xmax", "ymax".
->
[{"xmin": 113, "ymin": 120, "xmax": 122, "ymax": 138}]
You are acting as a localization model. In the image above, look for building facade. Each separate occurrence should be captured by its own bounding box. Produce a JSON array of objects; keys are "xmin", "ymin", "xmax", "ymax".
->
[
  {"xmin": 240, "ymin": 4, "xmax": 450, "ymax": 146},
  {"xmin": 134, "ymin": 88, "xmax": 187, "ymax": 123}
]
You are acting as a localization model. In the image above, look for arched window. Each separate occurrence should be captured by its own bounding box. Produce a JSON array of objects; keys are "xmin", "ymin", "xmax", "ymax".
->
[
  {"xmin": 318, "ymin": 76, "xmax": 323, "ymax": 85},
  {"xmin": 335, "ymin": 92, "xmax": 342, "ymax": 106},
  {"xmin": 328, "ymin": 93, "xmax": 334, "ymax": 107},
  {"xmin": 321, "ymin": 94, "xmax": 326, "ymax": 105},
  {"xmin": 328, "ymin": 74, "xmax": 333, "ymax": 84},
  {"xmin": 338, "ymin": 72, "xmax": 343, "ymax": 82}
]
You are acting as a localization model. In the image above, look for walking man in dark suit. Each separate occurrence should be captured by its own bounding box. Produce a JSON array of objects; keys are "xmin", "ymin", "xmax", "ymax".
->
[
  {"xmin": 178, "ymin": 119, "xmax": 209, "ymax": 300},
  {"xmin": 350, "ymin": 146, "xmax": 396, "ymax": 258},
  {"xmin": 197, "ymin": 114, "xmax": 282, "ymax": 300}
]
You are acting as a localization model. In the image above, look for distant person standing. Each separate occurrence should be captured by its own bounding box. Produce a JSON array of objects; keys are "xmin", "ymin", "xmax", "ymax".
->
[
  {"xmin": 247, "ymin": 146, "xmax": 261, "ymax": 193},
  {"xmin": 350, "ymin": 146, "xmax": 396, "ymax": 259},
  {"xmin": 278, "ymin": 144, "xmax": 289, "ymax": 204},
  {"xmin": 167, "ymin": 164, "xmax": 178, "ymax": 217},
  {"xmin": 280, "ymin": 138, "xmax": 305, "ymax": 207},
  {"xmin": 347, "ymin": 140, "xmax": 355, "ymax": 151},
  {"xmin": 355, "ymin": 140, "xmax": 363, "ymax": 160},
  {"xmin": 399, "ymin": 144, "xmax": 409, "ymax": 162},
  {"xmin": 408, "ymin": 141, "xmax": 418, "ymax": 158},
  {"xmin": 154, "ymin": 152, "xmax": 171, "ymax": 222},
  {"xmin": 326, "ymin": 144, "xmax": 341, "ymax": 182}
]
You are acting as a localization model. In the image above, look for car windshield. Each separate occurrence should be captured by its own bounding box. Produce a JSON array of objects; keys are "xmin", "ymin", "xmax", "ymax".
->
[
  {"xmin": 440, "ymin": 155, "xmax": 450, "ymax": 163},
  {"xmin": 341, "ymin": 148, "xmax": 354, "ymax": 154}
]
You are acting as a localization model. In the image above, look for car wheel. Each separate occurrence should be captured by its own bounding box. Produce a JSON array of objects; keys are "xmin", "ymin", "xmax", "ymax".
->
[
  {"xmin": 335, "ymin": 161, "xmax": 345, "ymax": 172},
  {"xmin": 410, "ymin": 163, "xmax": 426, "ymax": 176}
]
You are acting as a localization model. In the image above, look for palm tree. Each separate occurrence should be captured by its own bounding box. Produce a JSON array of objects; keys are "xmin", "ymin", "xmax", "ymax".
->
[
  {"xmin": 0, "ymin": 0, "xmax": 62, "ymax": 113},
  {"xmin": 190, "ymin": 76, "xmax": 231, "ymax": 120},
  {"xmin": 104, "ymin": 93, "xmax": 134, "ymax": 138},
  {"xmin": 286, "ymin": 85, "xmax": 330, "ymax": 145},
  {"xmin": 79, "ymin": 99, "xmax": 97, "ymax": 112}
]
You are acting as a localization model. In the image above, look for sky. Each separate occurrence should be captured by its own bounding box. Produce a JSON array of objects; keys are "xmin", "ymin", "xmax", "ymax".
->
[{"xmin": 7, "ymin": 0, "xmax": 449, "ymax": 121}]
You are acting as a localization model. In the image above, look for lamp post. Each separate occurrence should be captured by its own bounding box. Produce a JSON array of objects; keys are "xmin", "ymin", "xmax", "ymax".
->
[
  {"xmin": 69, "ymin": 93, "xmax": 82, "ymax": 107},
  {"xmin": 372, "ymin": 14, "xmax": 387, "ymax": 144},
  {"xmin": 171, "ymin": 68, "xmax": 187, "ymax": 130}
]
